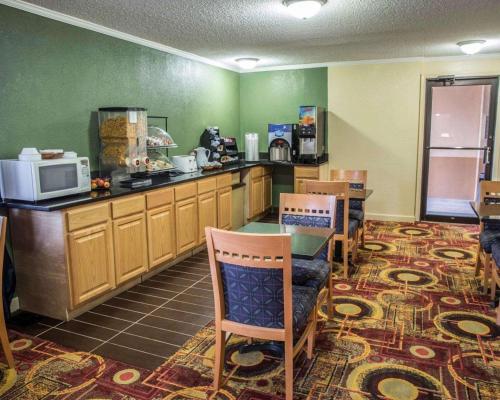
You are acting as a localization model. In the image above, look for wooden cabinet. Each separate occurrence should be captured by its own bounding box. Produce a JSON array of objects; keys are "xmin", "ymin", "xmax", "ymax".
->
[
  {"xmin": 67, "ymin": 222, "xmax": 115, "ymax": 307},
  {"xmin": 198, "ymin": 192, "xmax": 217, "ymax": 244},
  {"xmin": 217, "ymin": 186, "xmax": 232, "ymax": 230},
  {"xmin": 264, "ymin": 174, "xmax": 272, "ymax": 210},
  {"xmin": 176, "ymin": 197, "xmax": 198, "ymax": 254},
  {"xmin": 147, "ymin": 205, "xmax": 176, "ymax": 269},
  {"xmin": 113, "ymin": 213, "xmax": 148, "ymax": 284},
  {"xmin": 250, "ymin": 176, "xmax": 264, "ymax": 217},
  {"xmin": 294, "ymin": 166, "xmax": 320, "ymax": 193}
]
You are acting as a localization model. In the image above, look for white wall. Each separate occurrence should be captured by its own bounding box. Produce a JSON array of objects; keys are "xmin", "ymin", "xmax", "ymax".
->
[{"xmin": 328, "ymin": 56, "xmax": 500, "ymax": 221}]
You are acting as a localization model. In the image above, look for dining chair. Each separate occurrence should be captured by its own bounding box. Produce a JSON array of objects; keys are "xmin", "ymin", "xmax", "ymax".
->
[
  {"xmin": 304, "ymin": 180, "xmax": 359, "ymax": 279},
  {"xmin": 475, "ymin": 181, "xmax": 500, "ymax": 293},
  {"xmin": 278, "ymin": 192, "xmax": 335, "ymax": 318},
  {"xmin": 0, "ymin": 216, "xmax": 15, "ymax": 370},
  {"xmin": 331, "ymin": 169, "xmax": 367, "ymax": 246},
  {"xmin": 490, "ymin": 241, "xmax": 500, "ymax": 325},
  {"xmin": 205, "ymin": 227, "xmax": 318, "ymax": 400}
]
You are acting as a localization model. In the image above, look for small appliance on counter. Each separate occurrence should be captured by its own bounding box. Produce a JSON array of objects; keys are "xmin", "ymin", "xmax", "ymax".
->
[
  {"xmin": 297, "ymin": 105, "xmax": 325, "ymax": 163},
  {"xmin": 98, "ymin": 107, "xmax": 148, "ymax": 179},
  {"xmin": 245, "ymin": 133, "xmax": 260, "ymax": 161},
  {"xmin": 199, "ymin": 127, "xmax": 239, "ymax": 166},
  {"xmin": 223, "ymin": 137, "xmax": 239, "ymax": 160},
  {"xmin": 171, "ymin": 155, "xmax": 197, "ymax": 173},
  {"xmin": 146, "ymin": 117, "xmax": 178, "ymax": 175},
  {"xmin": 0, "ymin": 148, "xmax": 91, "ymax": 201},
  {"xmin": 268, "ymin": 124, "xmax": 298, "ymax": 162}
]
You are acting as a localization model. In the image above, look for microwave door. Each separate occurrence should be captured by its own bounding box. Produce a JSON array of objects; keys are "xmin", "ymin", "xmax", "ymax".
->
[{"xmin": 35, "ymin": 162, "xmax": 79, "ymax": 200}]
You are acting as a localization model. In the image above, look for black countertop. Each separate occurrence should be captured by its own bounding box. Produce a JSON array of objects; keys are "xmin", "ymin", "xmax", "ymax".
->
[{"xmin": 2, "ymin": 159, "xmax": 328, "ymax": 212}]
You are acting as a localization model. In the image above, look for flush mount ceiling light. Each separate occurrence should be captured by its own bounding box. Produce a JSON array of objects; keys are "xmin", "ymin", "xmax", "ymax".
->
[
  {"xmin": 283, "ymin": 0, "xmax": 327, "ymax": 19},
  {"xmin": 235, "ymin": 57, "xmax": 260, "ymax": 70},
  {"xmin": 457, "ymin": 40, "xmax": 487, "ymax": 55}
]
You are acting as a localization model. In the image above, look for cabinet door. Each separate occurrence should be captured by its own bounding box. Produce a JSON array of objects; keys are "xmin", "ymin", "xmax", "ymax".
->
[
  {"xmin": 217, "ymin": 187, "xmax": 232, "ymax": 230},
  {"xmin": 198, "ymin": 192, "xmax": 217, "ymax": 244},
  {"xmin": 263, "ymin": 175, "xmax": 272, "ymax": 210},
  {"xmin": 147, "ymin": 205, "xmax": 176, "ymax": 269},
  {"xmin": 175, "ymin": 198, "xmax": 198, "ymax": 254},
  {"xmin": 113, "ymin": 213, "xmax": 148, "ymax": 284},
  {"xmin": 251, "ymin": 177, "xmax": 264, "ymax": 217},
  {"xmin": 67, "ymin": 222, "xmax": 115, "ymax": 307}
]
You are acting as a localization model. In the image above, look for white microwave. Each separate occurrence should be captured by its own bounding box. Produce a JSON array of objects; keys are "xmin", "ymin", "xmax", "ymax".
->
[{"xmin": 0, "ymin": 157, "xmax": 91, "ymax": 201}]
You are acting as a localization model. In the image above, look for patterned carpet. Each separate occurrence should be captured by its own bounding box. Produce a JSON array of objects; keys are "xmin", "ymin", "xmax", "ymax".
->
[{"xmin": 1, "ymin": 220, "xmax": 499, "ymax": 399}]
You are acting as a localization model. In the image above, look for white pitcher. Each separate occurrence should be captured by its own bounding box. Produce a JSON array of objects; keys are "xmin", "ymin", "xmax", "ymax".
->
[{"xmin": 194, "ymin": 147, "xmax": 211, "ymax": 168}]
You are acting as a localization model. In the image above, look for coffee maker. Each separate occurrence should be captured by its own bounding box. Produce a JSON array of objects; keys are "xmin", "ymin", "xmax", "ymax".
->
[
  {"xmin": 268, "ymin": 124, "xmax": 297, "ymax": 162},
  {"xmin": 297, "ymin": 106, "xmax": 325, "ymax": 162}
]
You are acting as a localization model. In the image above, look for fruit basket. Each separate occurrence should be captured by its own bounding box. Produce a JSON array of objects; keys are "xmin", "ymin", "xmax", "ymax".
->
[{"xmin": 91, "ymin": 177, "xmax": 112, "ymax": 191}]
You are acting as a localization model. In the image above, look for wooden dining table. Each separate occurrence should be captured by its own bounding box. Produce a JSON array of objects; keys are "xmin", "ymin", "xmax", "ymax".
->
[
  {"xmin": 237, "ymin": 222, "xmax": 335, "ymax": 260},
  {"xmin": 469, "ymin": 201, "xmax": 500, "ymax": 219},
  {"xmin": 349, "ymin": 188, "xmax": 373, "ymax": 201}
]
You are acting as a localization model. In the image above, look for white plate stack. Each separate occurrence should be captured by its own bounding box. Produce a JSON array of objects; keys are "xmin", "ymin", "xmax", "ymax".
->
[{"xmin": 245, "ymin": 133, "xmax": 259, "ymax": 161}]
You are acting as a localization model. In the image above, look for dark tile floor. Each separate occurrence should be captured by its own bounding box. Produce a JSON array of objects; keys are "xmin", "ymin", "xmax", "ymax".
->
[{"xmin": 8, "ymin": 251, "xmax": 214, "ymax": 370}]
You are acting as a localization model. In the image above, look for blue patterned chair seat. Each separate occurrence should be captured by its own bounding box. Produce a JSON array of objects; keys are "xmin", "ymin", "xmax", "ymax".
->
[
  {"xmin": 221, "ymin": 263, "xmax": 317, "ymax": 338},
  {"xmin": 479, "ymin": 230, "xmax": 500, "ymax": 253},
  {"xmin": 492, "ymin": 241, "xmax": 500, "ymax": 266},
  {"xmin": 349, "ymin": 209, "xmax": 364, "ymax": 222},
  {"xmin": 291, "ymin": 258, "xmax": 330, "ymax": 292}
]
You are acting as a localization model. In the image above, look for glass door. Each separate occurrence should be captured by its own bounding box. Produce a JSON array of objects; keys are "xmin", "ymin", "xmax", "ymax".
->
[{"xmin": 421, "ymin": 77, "xmax": 498, "ymax": 223}]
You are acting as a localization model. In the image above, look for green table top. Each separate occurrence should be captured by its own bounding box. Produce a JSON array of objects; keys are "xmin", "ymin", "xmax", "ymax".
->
[{"xmin": 237, "ymin": 222, "xmax": 335, "ymax": 260}]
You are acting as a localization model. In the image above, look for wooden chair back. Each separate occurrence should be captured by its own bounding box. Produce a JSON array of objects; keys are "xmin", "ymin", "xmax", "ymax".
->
[
  {"xmin": 480, "ymin": 180, "xmax": 500, "ymax": 203},
  {"xmin": 205, "ymin": 227, "xmax": 293, "ymax": 335},
  {"xmin": 0, "ymin": 216, "xmax": 15, "ymax": 369},
  {"xmin": 303, "ymin": 180, "xmax": 350, "ymax": 238},
  {"xmin": 331, "ymin": 169, "xmax": 367, "ymax": 185}
]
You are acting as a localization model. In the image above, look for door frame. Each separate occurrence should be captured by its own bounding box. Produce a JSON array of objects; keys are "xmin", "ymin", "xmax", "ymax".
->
[{"xmin": 420, "ymin": 76, "xmax": 499, "ymax": 223}]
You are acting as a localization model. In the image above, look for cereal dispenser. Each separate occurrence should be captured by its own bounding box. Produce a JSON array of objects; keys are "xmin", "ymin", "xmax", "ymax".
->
[{"xmin": 98, "ymin": 107, "xmax": 148, "ymax": 178}]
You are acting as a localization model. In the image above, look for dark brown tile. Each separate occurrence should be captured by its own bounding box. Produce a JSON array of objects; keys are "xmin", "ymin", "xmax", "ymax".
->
[
  {"xmin": 116, "ymin": 290, "xmax": 166, "ymax": 306},
  {"xmin": 182, "ymin": 287, "xmax": 212, "ymax": 298},
  {"xmin": 174, "ymin": 293, "xmax": 214, "ymax": 307},
  {"xmin": 90, "ymin": 304, "xmax": 144, "ymax": 322},
  {"xmin": 152, "ymin": 274, "xmax": 197, "ymax": 287},
  {"xmin": 168, "ymin": 265, "xmax": 207, "ymax": 276},
  {"xmin": 8, "ymin": 322, "xmax": 53, "ymax": 337},
  {"xmin": 130, "ymin": 285, "xmax": 177, "ymax": 299},
  {"xmin": 126, "ymin": 323, "xmax": 190, "ymax": 347},
  {"xmin": 158, "ymin": 270, "xmax": 200, "ymax": 282},
  {"xmin": 8, "ymin": 312, "xmax": 62, "ymax": 336},
  {"xmin": 139, "ymin": 315, "xmax": 202, "ymax": 336},
  {"xmin": 142, "ymin": 279, "xmax": 191, "ymax": 293},
  {"xmin": 109, "ymin": 332, "xmax": 178, "ymax": 358},
  {"xmin": 56, "ymin": 320, "xmax": 118, "ymax": 341},
  {"xmin": 151, "ymin": 307, "xmax": 212, "ymax": 326},
  {"xmin": 164, "ymin": 300, "xmax": 214, "ymax": 316},
  {"xmin": 192, "ymin": 281, "xmax": 213, "ymax": 291},
  {"xmin": 104, "ymin": 297, "xmax": 157, "ymax": 314},
  {"xmin": 75, "ymin": 312, "xmax": 131, "ymax": 331},
  {"xmin": 93, "ymin": 342, "xmax": 165, "ymax": 370},
  {"xmin": 39, "ymin": 328, "xmax": 103, "ymax": 352}
]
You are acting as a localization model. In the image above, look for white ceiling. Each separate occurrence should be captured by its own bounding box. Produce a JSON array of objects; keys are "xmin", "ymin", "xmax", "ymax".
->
[{"xmin": 20, "ymin": 0, "xmax": 500, "ymax": 70}]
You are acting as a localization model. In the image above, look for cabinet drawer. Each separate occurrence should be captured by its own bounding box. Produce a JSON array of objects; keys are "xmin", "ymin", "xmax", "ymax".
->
[
  {"xmin": 216, "ymin": 174, "xmax": 232, "ymax": 189},
  {"xmin": 66, "ymin": 203, "xmax": 110, "ymax": 232},
  {"xmin": 175, "ymin": 182, "xmax": 197, "ymax": 201},
  {"xmin": 198, "ymin": 177, "xmax": 217, "ymax": 194},
  {"xmin": 146, "ymin": 188, "xmax": 174, "ymax": 209},
  {"xmin": 251, "ymin": 166, "xmax": 264, "ymax": 178},
  {"xmin": 263, "ymin": 166, "xmax": 272, "ymax": 176},
  {"xmin": 112, "ymin": 195, "xmax": 145, "ymax": 219},
  {"xmin": 295, "ymin": 166, "xmax": 319, "ymax": 179}
]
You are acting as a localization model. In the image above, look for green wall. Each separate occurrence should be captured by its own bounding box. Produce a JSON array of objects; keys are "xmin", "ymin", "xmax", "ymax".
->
[
  {"xmin": 239, "ymin": 68, "xmax": 328, "ymax": 152},
  {"xmin": 0, "ymin": 5, "xmax": 240, "ymax": 168}
]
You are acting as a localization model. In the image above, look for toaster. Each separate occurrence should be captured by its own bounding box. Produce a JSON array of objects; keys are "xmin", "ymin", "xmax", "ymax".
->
[{"xmin": 171, "ymin": 155, "xmax": 198, "ymax": 173}]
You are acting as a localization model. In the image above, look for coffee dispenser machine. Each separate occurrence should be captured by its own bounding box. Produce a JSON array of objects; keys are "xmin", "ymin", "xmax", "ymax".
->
[
  {"xmin": 297, "ymin": 106, "xmax": 325, "ymax": 162},
  {"xmin": 268, "ymin": 124, "xmax": 297, "ymax": 162}
]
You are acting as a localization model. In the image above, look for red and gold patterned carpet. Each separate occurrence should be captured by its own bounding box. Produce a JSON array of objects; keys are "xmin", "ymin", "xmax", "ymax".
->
[{"xmin": 1, "ymin": 220, "xmax": 499, "ymax": 399}]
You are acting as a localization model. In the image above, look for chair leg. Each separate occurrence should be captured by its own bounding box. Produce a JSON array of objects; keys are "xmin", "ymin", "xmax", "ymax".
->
[
  {"xmin": 362, "ymin": 221, "xmax": 366, "ymax": 247},
  {"xmin": 213, "ymin": 326, "xmax": 225, "ymax": 390},
  {"xmin": 327, "ymin": 272, "xmax": 333, "ymax": 319},
  {"xmin": 343, "ymin": 239, "xmax": 349, "ymax": 279},
  {"xmin": 284, "ymin": 341, "xmax": 294, "ymax": 400},
  {"xmin": 483, "ymin": 253, "xmax": 491, "ymax": 295},
  {"xmin": 307, "ymin": 309, "xmax": 317, "ymax": 359},
  {"xmin": 0, "ymin": 321, "xmax": 14, "ymax": 370},
  {"xmin": 491, "ymin": 266, "xmax": 498, "ymax": 301},
  {"xmin": 475, "ymin": 243, "xmax": 482, "ymax": 276}
]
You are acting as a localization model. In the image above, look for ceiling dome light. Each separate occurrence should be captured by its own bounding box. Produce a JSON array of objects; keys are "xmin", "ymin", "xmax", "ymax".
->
[
  {"xmin": 283, "ymin": 0, "xmax": 327, "ymax": 19},
  {"xmin": 457, "ymin": 40, "xmax": 487, "ymax": 55},
  {"xmin": 235, "ymin": 58, "xmax": 259, "ymax": 70}
]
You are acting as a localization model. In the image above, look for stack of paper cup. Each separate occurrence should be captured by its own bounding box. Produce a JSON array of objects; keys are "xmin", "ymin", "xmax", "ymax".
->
[{"xmin": 245, "ymin": 133, "xmax": 259, "ymax": 161}]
